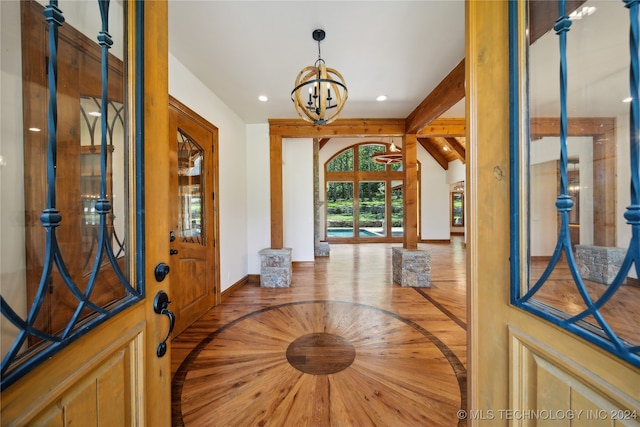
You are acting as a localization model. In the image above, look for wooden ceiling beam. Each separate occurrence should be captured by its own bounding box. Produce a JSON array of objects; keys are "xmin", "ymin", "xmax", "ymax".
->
[
  {"xmin": 529, "ymin": 0, "xmax": 587, "ymax": 43},
  {"xmin": 418, "ymin": 118, "xmax": 466, "ymax": 137},
  {"xmin": 530, "ymin": 117, "xmax": 616, "ymax": 138},
  {"xmin": 418, "ymin": 137, "xmax": 449, "ymax": 170},
  {"xmin": 405, "ymin": 59, "xmax": 465, "ymax": 134},
  {"xmin": 269, "ymin": 118, "xmax": 406, "ymax": 138},
  {"xmin": 319, "ymin": 138, "xmax": 331, "ymax": 149},
  {"xmin": 444, "ymin": 137, "xmax": 465, "ymax": 163},
  {"xmin": 401, "ymin": 2, "xmax": 587, "ymax": 136}
]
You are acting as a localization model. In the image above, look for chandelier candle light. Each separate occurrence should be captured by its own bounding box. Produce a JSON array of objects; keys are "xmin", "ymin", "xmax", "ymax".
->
[{"xmin": 291, "ymin": 29, "xmax": 348, "ymax": 125}]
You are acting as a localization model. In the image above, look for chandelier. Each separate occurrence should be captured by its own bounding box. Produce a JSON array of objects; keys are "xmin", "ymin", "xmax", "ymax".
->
[
  {"xmin": 372, "ymin": 140, "xmax": 403, "ymax": 165},
  {"xmin": 291, "ymin": 29, "xmax": 348, "ymax": 125}
]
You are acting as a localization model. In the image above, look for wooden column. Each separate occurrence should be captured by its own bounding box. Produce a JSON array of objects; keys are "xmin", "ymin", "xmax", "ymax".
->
[
  {"xmin": 403, "ymin": 134, "xmax": 418, "ymax": 249},
  {"xmin": 270, "ymin": 134, "xmax": 284, "ymax": 248},
  {"xmin": 593, "ymin": 128, "xmax": 616, "ymax": 247}
]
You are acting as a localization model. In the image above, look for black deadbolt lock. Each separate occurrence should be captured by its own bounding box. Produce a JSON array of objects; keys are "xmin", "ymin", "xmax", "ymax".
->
[{"xmin": 154, "ymin": 262, "xmax": 170, "ymax": 282}]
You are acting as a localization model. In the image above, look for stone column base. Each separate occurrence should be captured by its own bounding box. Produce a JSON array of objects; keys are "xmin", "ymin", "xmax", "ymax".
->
[
  {"xmin": 259, "ymin": 248, "xmax": 292, "ymax": 288},
  {"xmin": 315, "ymin": 241, "xmax": 330, "ymax": 257},
  {"xmin": 575, "ymin": 245, "xmax": 626, "ymax": 285},
  {"xmin": 392, "ymin": 247, "xmax": 431, "ymax": 287}
]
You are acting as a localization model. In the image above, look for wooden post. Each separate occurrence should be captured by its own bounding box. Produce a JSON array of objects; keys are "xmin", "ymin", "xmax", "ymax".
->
[
  {"xmin": 270, "ymin": 134, "xmax": 284, "ymax": 248},
  {"xmin": 403, "ymin": 134, "xmax": 418, "ymax": 249}
]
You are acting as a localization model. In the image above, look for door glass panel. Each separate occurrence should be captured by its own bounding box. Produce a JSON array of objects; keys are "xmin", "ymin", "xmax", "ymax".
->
[
  {"xmin": 326, "ymin": 182, "xmax": 354, "ymax": 237},
  {"xmin": 359, "ymin": 181, "xmax": 386, "ymax": 237},
  {"xmin": 511, "ymin": 0, "xmax": 640, "ymax": 366},
  {"xmin": 1, "ymin": 0, "xmax": 142, "ymax": 388},
  {"xmin": 177, "ymin": 129, "xmax": 205, "ymax": 245}
]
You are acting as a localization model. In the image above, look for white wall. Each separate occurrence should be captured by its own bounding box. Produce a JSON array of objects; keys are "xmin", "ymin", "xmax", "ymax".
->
[
  {"xmin": 530, "ymin": 161, "xmax": 559, "ymax": 256},
  {"xmin": 245, "ymin": 132, "xmax": 316, "ymax": 272},
  {"xmin": 169, "ymin": 54, "xmax": 248, "ymax": 292},
  {"xmin": 446, "ymin": 160, "xmax": 465, "ymax": 183},
  {"xmin": 246, "ymin": 124, "xmax": 271, "ymax": 273},
  {"xmin": 419, "ymin": 147, "xmax": 450, "ymax": 240},
  {"xmin": 283, "ymin": 139, "xmax": 314, "ymax": 261},
  {"xmin": 1, "ymin": 0, "xmax": 27, "ymax": 358},
  {"xmin": 529, "ymin": 136, "xmax": 594, "ymax": 256}
]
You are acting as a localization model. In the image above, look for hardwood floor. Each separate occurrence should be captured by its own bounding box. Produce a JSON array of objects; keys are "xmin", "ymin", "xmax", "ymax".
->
[{"xmin": 171, "ymin": 239, "xmax": 468, "ymax": 427}]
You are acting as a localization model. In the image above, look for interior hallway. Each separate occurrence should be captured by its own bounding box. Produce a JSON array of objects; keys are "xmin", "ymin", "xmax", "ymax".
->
[{"xmin": 171, "ymin": 238, "xmax": 467, "ymax": 426}]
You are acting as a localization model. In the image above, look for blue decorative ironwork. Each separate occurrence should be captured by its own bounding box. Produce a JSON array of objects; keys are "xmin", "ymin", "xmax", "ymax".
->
[
  {"xmin": 0, "ymin": 0, "xmax": 145, "ymax": 390},
  {"xmin": 510, "ymin": 0, "xmax": 640, "ymax": 367}
]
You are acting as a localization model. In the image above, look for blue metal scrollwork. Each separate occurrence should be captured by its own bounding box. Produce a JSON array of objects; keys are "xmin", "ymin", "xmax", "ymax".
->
[
  {"xmin": 0, "ymin": 0, "xmax": 145, "ymax": 390},
  {"xmin": 510, "ymin": 0, "xmax": 640, "ymax": 367}
]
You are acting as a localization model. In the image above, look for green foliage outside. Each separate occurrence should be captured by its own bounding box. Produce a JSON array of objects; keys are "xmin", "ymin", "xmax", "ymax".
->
[
  {"xmin": 326, "ymin": 144, "xmax": 404, "ymax": 229},
  {"xmin": 326, "ymin": 184, "xmax": 403, "ymax": 227}
]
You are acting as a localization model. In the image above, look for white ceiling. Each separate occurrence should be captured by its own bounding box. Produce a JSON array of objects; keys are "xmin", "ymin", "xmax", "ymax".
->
[
  {"xmin": 167, "ymin": 1, "xmax": 466, "ymax": 124},
  {"xmin": 167, "ymin": 1, "xmax": 629, "ymax": 126}
]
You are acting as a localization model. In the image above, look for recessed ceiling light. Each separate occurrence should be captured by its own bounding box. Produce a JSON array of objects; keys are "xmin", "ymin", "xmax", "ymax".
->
[
  {"xmin": 443, "ymin": 146, "xmax": 449, "ymax": 151},
  {"xmin": 376, "ymin": 95, "xmax": 387, "ymax": 102},
  {"xmin": 569, "ymin": 6, "xmax": 596, "ymax": 20},
  {"xmin": 28, "ymin": 127, "xmax": 41, "ymax": 132},
  {"xmin": 623, "ymin": 97, "xmax": 633, "ymax": 103},
  {"xmin": 258, "ymin": 95, "xmax": 268, "ymax": 102}
]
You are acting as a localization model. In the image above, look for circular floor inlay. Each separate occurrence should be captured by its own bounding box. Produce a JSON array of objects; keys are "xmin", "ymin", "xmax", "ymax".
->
[{"xmin": 286, "ymin": 332, "xmax": 356, "ymax": 375}]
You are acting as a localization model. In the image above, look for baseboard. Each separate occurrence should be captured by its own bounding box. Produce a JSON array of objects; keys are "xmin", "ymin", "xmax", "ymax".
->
[
  {"xmin": 221, "ymin": 275, "xmax": 257, "ymax": 303},
  {"xmin": 530, "ymin": 256, "xmax": 553, "ymax": 262},
  {"xmin": 293, "ymin": 261, "xmax": 315, "ymax": 269},
  {"xmin": 419, "ymin": 239, "xmax": 451, "ymax": 244}
]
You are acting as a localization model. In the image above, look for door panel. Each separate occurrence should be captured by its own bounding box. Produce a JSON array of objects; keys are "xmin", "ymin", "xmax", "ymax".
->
[
  {"xmin": 2, "ymin": 311, "xmax": 144, "ymax": 425},
  {"xmin": 511, "ymin": 328, "xmax": 639, "ymax": 425},
  {"xmin": 1, "ymin": 1, "xmax": 171, "ymax": 425},
  {"xmin": 169, "ymin": 97, "xmax": 220, "ymax": 336},
  {"xmin": 467, "ymin": 1, "xmax": 640, "ymax": 424}
]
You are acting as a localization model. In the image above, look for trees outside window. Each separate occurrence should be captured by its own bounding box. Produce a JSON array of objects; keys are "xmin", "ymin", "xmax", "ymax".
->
[{"xmin": 325, "ymin": 143, "xmax": 407, "ymax": 242}]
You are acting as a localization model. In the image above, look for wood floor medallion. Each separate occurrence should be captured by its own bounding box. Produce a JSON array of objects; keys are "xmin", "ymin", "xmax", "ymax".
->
[
  {"xmin": 286, "ymin": 332, "xmax": 356, "ymax": 375},
  {"xmin": 172, "ymin": 301, "xmax": 465, "ymax": 426},
  {"xmin": 171, "ymin": 241, "xmax": 469, "ymax": 426}
]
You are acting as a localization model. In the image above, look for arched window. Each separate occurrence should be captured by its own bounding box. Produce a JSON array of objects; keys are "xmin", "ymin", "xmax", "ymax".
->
[{"xmin": 325, "ymin": 142, "xmax": 415, "ymax": 242}]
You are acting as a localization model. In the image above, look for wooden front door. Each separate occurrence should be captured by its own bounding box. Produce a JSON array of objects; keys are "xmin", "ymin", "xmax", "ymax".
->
[
  {"xmin": 467, "ymin": 1, "xmax": 639, "ymax": 424},
  {"xmin": 168, "ymin": 97, "xmax": 219, "ymax": 337},
  {"xmin": 1, "ymin": 2, "xmax": 172, "ymax": 425}
]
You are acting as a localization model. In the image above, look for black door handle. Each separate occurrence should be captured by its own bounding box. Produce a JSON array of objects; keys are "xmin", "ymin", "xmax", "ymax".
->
[
  {"xmin": 170, "ymin": 249, "xmax": 178, "ymax": 255},
  {"xmin": 153, "ymin": 290, "xmax": 175, "ymax": 357}
]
